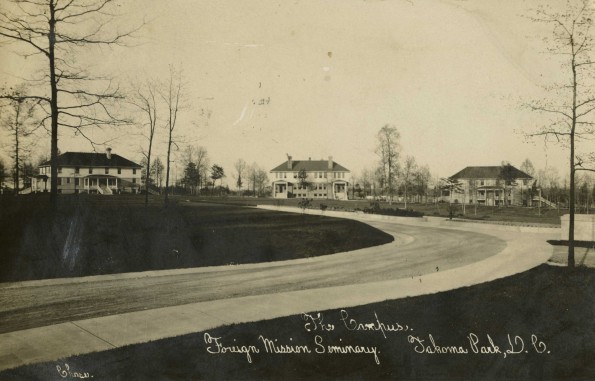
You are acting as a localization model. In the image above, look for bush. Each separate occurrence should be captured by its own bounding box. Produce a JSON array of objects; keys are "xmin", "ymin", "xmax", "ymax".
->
[
  {"xmin": 363, "ymin": 204, "xmax": 424, "ymax": 218},
  {"xmin": 297, "ymin": 198, "xmax": 312, "ymax": 212},
  {"xmin": 320, "ymin": 203, "xmax": 328, "ymax": 212}
]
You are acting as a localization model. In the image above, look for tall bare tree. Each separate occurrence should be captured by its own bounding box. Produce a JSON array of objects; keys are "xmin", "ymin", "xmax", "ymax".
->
[
  {"xmin": 0, "ymin": 0, "xmax": 139, "ymax": 206},
  {"xmin": 162, "ymin": 65, "xmax": 184, "ymax": 205},
  {"xmin": 524, "ymin": 0, "xmax": 595, "ymax": 268},
  {"xmin": 131, "ymin": 80, "xmax": 159, "ymax": 206},
  {"xmin": 376, "ymin": 124, "xmax": 401, "ymax": 204}
]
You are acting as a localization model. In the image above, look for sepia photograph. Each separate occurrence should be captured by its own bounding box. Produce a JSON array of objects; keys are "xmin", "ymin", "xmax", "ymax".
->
[{"xmin": 0, "ymin": 0, "xmax": 594, "ymax": 379}]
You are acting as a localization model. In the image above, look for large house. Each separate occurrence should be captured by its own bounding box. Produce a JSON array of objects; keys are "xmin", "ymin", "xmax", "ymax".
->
[
  {"xmin": 441, "ymin": 166, "xmax": 533, "ymax": 206},
  {"xmin": 33, "ymin": 149, "xmax": 142, "ymax": 194},
  {"xmin": 271, "ymin": 156, "xmax": 351, "ymax": 200}
]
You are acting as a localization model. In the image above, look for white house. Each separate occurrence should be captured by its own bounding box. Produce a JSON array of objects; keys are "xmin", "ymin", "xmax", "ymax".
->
[
  {"xmin": 441, "ymin": 166, "xmax": 533, "ymax": 206},
  {"xmin": 270, "ymin": 156, "xmax": 351, "ymax": 200},
  {"xmin": 33, "ymin": 149, "xmax": 142, "ymax": 194}
]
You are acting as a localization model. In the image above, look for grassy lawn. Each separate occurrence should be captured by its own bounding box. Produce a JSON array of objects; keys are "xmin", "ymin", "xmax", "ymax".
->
[
  {"xmin": 188, "ymin": 195, "xmax": 564, "ymax": 226},
  {"xmin": 0, "ymin": 194, "xmax": 393, "ymax": 282},
  {"xmin": 3, "ymin": 264, "xmax": 593, "ymax": 380}
]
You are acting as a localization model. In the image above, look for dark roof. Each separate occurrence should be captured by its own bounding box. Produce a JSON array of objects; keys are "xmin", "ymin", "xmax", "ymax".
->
[
  {"xmin": 40, "ymin": 152, "xmax": 141, "ymax": 168},
  {"xmin": 450, "ymin": 166, "xmax": 532, "ymax": 180},
  {"xmin": 271, "ymin": 159, "xmax": 349, "ymax": 172}
]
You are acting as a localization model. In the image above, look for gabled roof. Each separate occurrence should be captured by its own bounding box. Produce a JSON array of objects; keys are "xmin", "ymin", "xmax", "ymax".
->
[
  {"xmin": 271, "ymin": 159, "xmax": 349, "ymax": 172},
  {"xmin": 450, "ymin": 166, "xmax": 532, "ymax": 180},
  {"xmin": 40, "ymin": 152, "xmax": 142, "ymax": 168}
]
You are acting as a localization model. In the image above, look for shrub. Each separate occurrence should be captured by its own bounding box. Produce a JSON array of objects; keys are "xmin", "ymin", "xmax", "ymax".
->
[{"xmin": 298, "ymin": 198, "xmax": 312, "ymax": 212}]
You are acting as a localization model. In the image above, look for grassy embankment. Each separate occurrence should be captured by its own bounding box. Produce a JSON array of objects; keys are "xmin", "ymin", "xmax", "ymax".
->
[
  {"xmin": 0, "ymin": 194, "xmax": 393, "ymax": 282},
  {"xmin": 188, "ymin": 195, "xmax": 564, "ymax": 226}
]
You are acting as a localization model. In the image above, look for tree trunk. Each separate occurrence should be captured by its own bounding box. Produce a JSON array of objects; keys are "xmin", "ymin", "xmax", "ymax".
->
[{"xmin": 49, "ymin": 2, "xmax": 59, "ymax": 208}]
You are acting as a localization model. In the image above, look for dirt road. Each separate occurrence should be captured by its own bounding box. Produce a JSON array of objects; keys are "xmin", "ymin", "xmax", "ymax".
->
[{"xmin": 0, "ymin": 221, "xmax": 503, "ymax": 334}]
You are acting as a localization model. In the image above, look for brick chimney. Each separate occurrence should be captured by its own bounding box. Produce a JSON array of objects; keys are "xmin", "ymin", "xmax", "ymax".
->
[
  {"xmin": 328, "ymin": 156, "xmax": 333, "ymax": 170},
  {"xmin": 287, "ymin": 155, "xmax": 293, "ymax": 170},
  {"xmin": 106, "ymin": 147, "xmax": 112, "ymax": 159}
]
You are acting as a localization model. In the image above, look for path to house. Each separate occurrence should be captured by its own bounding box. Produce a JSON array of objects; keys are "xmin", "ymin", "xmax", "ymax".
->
[{"xmin": 0, "ymin": 206, "xmax": 559, "ymax": 371}]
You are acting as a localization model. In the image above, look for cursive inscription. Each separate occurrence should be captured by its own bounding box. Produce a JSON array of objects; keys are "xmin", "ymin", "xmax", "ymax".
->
[
  {"xmin": 56, "ymin": 363, "xmax": 93, "ymax": 379},
  {"xmin": 204, "ymin": 333, "xmax": 259, "ymax": 363},
  {"xmin": 407, "ymin": 333, "xmax": 550, "ymax": 358},
  {"xmin": 339, "ymin": 309, "xmax": 411, "ymax": 338},
  {"xmin": 204, "ymin": 332, "xmax": 381, "ymax": 364}
]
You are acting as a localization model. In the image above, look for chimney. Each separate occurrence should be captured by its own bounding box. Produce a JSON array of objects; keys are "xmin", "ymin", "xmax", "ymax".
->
[
  {"xmin": 106, "ymin": 147, "xmax": 112, "ymax": 160},
  {"xmin": 328, "ymin": 156, "xmax": 333, "ymax": 170},
  {"xmin": 287, "ymin": 155, "xmax": 293, "ymax": 170}
]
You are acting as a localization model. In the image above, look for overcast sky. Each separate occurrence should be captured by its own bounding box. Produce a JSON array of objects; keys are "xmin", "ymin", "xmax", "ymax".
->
[{"xmin": 0, "ymin": 0, "xmax": 583, "ymax": 183}]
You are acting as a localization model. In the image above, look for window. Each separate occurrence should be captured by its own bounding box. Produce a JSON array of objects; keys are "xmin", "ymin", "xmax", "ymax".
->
[
  {"xmin": 89, "ymin": 168, "xmax": 93, "ymax": 174},
  {"xmin": 133, "ymin": 168, "xmax": 137, "ymax": 175},
  {"xmin": 66, "ymin": 178, "xmax": 71, "ymax": 184},
  {"xmin": 118, "ymin": 168, "xmax": 122, "ymax": 174},
  {"xmin": 58, "ymin": 167, "xmax": 62, "ymax": 174},
  {"xmin": 75, "ymin": 167, "xmax": 80, "ymax": 174},
  {"xmin": 58, "ymin": 178, "xmax": 62, "ymax": 185},
  {"xmin": 480, "ymin": 180, "xmax": 484, "ymax": 186},
  {"xmin": 324, "ymin": 173, "xmax": 327, "ymax": 178},
  {"xmin": 75, "ymin": 179, "xmax": 80, "ymax": 186},
  {"xmin": 133, "ymin": 178, "xmax": 137, "ymax": 184},
  {"xmin": 105, "ymin": 168, "xmax": 109, "ymax": 174}
]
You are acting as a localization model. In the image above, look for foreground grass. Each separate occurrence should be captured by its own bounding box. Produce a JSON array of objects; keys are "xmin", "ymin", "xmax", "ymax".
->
[
  {"xmin": 3, "ymin": 265, "xmax": 593, "ymax": 380},
  {"xmin": 0, "ymin": 195, "xmax": 392, "ymax": 282}
]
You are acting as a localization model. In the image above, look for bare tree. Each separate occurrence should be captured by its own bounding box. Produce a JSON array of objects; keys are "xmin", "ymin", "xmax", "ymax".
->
[
  {"xmin": 151, "ymin": 157, "xmax": 164, "ymax": 190},
  {"xmin": 0, "ymin": 158, "xmax": 7, "ymax": 193},
  {"xmin": 376, "ymin": 124, "xmax": 401, "ymax": 204},
  {"xmin": 162, "ymin": 65, "xmax": 185, "ymax": 205},
  {"xmin": 402, "ymin": 155, "xmax": 417, "ymax": 208},
  {"xmin": 234, "ymin": 158, "xmax": 247, "ymax": 194},
  {"xmin": 520, "ymin": 158, "xmax": 536, "ymax": 205},
  {"xmin": 131, "ymin": 80, "xmax": 159, "ymax": 206},
  {"xmin": 524, "ymin": 0, "xmax": 595, "ymax": 268},
  {"xmin": 413, "ymin": 164, "xmax": 431, "ymax": 204},
  {"xmin": 248, "ymin": 163, "xmax": 268, "ymax": 197},
  {"xmin": 520, "ymin": 158, "xmax": 536, "ymax": 178},
  {"xmin": 0, "ymin": 0, "xmax": 140, "ymax": 206},
  {"xmin": 0, "ymin": 87, "xmax": 39, "ymax": 194},
  {"xmin": 195, "ymin": 147, "xmax": 209, "ymax": 191}
]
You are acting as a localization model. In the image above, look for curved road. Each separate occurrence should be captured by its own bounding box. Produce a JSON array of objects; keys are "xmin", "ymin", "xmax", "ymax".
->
[
  {"xmin": 0, "ymin": 209, "xmax": 558, "ymax": 371},
  {"xmin": 0, "ymin": 220, "xmax": 505, "ymax": 334}
]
